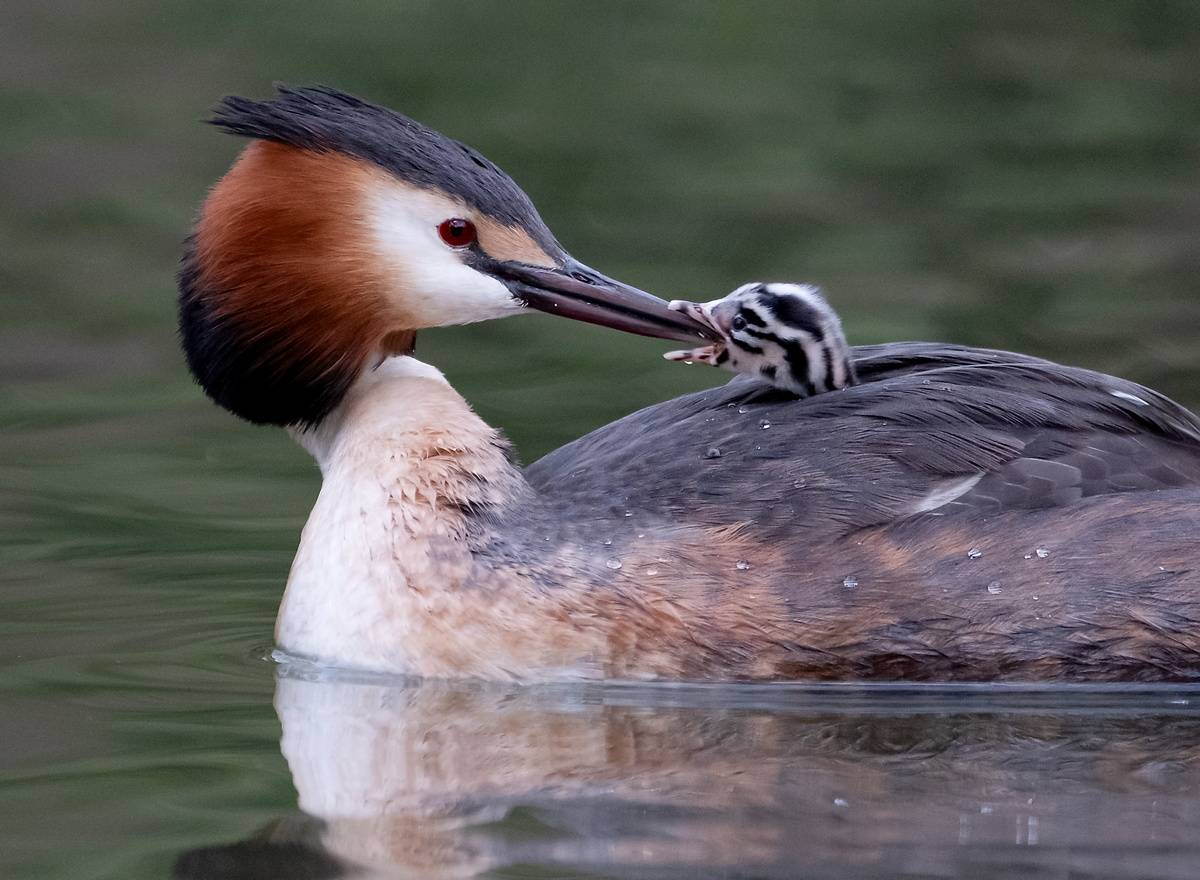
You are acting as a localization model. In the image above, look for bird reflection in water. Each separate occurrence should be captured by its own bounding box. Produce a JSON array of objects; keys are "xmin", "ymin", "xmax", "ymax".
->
[{"xmin": 175, "ymin": 669, "xmax": 1200, "ymax": 879}]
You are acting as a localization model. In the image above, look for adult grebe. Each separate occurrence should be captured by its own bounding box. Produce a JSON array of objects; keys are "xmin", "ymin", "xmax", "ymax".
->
[{"xmin": 179, "ymin": 86, "xmax": 1200, "ymax": 682}]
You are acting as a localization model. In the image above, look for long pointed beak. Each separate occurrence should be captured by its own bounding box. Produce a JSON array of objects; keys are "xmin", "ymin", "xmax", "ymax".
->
[{"xmin": 494, "ymin": 259, "xmax": 715, "ymax": 343}]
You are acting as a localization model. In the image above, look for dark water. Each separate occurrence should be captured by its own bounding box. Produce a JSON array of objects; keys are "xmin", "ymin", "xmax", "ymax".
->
[{"xmin": 3, "ymin": 2, "xmax": 1200, "ymax": 877}]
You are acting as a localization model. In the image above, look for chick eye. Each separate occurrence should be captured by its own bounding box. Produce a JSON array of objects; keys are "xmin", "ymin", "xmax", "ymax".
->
[
  {"xmin": 731, "ymin": 314, "xmax": 747, "ymax": 332},
  {"xmin": 437, "ymin": 218, "xmax": 477, "ymax": 248}
]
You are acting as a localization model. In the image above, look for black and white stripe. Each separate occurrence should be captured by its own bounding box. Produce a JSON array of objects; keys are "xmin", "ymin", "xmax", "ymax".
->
[{"xmin": 709, "ymin": 282, "xmax": 856, "ymax": 397}]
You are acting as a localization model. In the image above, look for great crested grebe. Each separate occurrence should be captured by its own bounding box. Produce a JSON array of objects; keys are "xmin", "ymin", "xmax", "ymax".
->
[
  {"xmin": 180, "ymin": 86, "xmax": 1200, "ymax": 682},
  {"xmin": 665, "ymin": 282, "xmax": 857, "ymax": 396}
]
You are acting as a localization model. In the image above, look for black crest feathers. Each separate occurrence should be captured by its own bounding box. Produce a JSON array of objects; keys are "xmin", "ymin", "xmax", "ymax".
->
[{"xmin": 208, "ymin": 85, "xmax": 556, "ymax": 247}]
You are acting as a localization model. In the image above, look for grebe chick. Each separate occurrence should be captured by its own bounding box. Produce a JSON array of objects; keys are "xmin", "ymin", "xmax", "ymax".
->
[{"xmin": 664, "ymin": 282, "xmax": 856, "ymax": 396}]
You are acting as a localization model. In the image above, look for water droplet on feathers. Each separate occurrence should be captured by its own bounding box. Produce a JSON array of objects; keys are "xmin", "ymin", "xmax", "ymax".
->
[
  {"xmin": 987, "ymin": 581, "xmax": 1002, "ymax": 594},
  {"xmin": 736, "ymin": 560, "xmax": 751, "ymax": 571},
  {"xmin": 843, "ymin": 576, "xmax": 858, "ymax": 589},
  {"xmin": 1035, "ymin": 547, "xmax": 1049, "ymax": 558},
  {"xmin": 967, "ymin": 547, "xmax": 983, "ymax": 559},
  {"xmin": 606, "ymin": 559, "xmax": 623, "ymax": 570},
  {"xmin": 759, "ymin": 419, "xmax": 771, "ymax": 429},
  {"xmin": 705, "ymin": 447, "xmax": 722, "ymax": 459}
]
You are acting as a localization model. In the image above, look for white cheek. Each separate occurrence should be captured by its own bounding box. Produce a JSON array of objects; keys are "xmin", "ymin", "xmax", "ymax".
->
[
  {"xmin": 368, "ymin": 188, "xmax": 525, "ymax": 327},
  {"xmin": 402, "ymin": 244, "xmax": 520, "ymax": 326}
]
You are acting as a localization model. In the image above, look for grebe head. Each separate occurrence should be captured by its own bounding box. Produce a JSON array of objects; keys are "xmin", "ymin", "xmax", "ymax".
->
[
  {"xmin": 665, "ymin": 282, "xmax": 857, "ymax": 396},
  {"xmin": 179, "ymin": 85, "xmax": 709, "ymax": 428}
]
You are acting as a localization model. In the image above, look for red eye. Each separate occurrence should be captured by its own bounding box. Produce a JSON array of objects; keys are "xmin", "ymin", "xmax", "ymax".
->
[{"xmin": 437, "ymin": 218, "xmax": 477, "ymax": 248}]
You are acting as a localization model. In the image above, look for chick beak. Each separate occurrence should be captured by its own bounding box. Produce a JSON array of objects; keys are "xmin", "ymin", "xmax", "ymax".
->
[{"xmin": 668, "ymin": 298, "xmax": 734, "ymax": 338}]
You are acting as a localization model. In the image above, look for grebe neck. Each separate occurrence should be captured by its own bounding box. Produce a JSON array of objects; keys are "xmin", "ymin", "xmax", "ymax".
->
[{"xmin": 276, "ymin": 356, "xmax": 537, "ymax": 674}]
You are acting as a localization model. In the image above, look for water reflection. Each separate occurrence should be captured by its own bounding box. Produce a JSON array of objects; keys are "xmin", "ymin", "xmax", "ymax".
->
[{"xmin": 176, "ymin": 672, "xmax": 1200, "ymax": 879}]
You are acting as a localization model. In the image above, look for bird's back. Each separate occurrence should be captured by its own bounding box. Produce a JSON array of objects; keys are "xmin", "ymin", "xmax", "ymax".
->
[
  {"xmin": 528, "ymin": 343, "xmax": 1200, "ymax": 538},
  {"xmin": 524, "ymin": 343, "xmax": 1200, "ymax": 682}
]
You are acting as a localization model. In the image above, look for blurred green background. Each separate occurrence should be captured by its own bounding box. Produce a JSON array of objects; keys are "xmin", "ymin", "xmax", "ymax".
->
[
  {"xmin": 5, "ymin": 0, "xmax": 1200, "ymax": 458},
  {"xmin": 2, "ymin": 2, "xmax": 1199, "ymax": 877}
]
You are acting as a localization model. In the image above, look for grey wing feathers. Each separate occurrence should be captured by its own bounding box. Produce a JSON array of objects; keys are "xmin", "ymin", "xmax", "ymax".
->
[{"xmin": 525, "ymin": 343, "xmax": 1200, "ymax": 537}]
